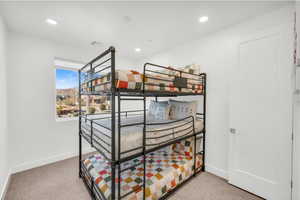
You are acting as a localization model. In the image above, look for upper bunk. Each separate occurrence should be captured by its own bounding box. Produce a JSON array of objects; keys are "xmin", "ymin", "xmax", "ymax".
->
[{"xmin": 79, "ymin": 47, "xmax": 206, "ymax": 97}]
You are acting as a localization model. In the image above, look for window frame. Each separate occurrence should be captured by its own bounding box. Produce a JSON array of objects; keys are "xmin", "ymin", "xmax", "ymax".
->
[{"xmin": 54, "ymin": 63, "xmax": 81, "ymax": 122}]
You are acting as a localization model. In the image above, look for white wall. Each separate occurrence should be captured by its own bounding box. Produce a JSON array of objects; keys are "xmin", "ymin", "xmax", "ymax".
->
[
  {"xmin": 7, "ymin": 32, "xmax": 136, "ymax": 173},
  {"xmin": 137, "ymin": 5, "xmax": 295, "ymax": 179},
  {"xmin": 0, "ymin": 16, "xmax": 9, "ymax": 198},
  {"xmin": 294, "ymin": 68, "xmax": 300, "ymax": 200},
  {"xmin": 294, "ymin": 4, "xmax": 300, "ymax": 200}
]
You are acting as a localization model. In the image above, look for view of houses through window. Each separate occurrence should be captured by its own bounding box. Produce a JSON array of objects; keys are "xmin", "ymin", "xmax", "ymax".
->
[{"xmin": 55, "ymin": 68, "xmax": 109, "ymax": 119}]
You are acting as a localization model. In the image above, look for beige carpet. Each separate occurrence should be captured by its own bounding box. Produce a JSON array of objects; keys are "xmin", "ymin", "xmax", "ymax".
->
[{"xmin": 5, "ymin": 156, "xmax": 263, "ymax": 200}]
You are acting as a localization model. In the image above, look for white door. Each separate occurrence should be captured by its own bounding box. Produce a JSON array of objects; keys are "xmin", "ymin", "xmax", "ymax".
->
[{"xmin": 228, "ymin": 26, "xmax": 294, "ymax": 200}]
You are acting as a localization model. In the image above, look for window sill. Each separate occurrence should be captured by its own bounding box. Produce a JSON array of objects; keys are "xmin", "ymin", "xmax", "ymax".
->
[{"xmin": 56, "ymin": 117, "xmax": 79, "ymax": 122}]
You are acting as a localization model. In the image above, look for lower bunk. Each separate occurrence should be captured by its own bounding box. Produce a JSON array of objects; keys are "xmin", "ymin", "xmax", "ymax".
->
[{"xmin": 81, "ymin": 144, "xmax": 203, "ymax": 200}]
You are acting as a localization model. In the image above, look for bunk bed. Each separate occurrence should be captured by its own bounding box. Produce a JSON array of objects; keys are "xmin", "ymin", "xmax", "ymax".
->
[{"xmin": 78, "ymin": 46, "xmax": 207, "ymax": 200}]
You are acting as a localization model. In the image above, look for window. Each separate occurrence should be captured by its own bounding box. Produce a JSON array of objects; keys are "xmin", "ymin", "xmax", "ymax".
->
[
  {"xmin": 55, "ymin": 59, "xmax": 110, "ymax": 120},
  {"xmin": 56, "ymin": 68, "xmax": 79, "ymax": 119}
]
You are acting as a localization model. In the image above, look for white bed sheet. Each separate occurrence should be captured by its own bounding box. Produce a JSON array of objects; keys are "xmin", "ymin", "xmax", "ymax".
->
[{"xmin": 81, "ymin": 115, "xmax": 203, "ymax": 159}]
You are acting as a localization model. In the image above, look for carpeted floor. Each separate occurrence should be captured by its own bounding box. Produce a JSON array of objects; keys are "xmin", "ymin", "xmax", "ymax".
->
[{"xmin": 5, "ymin": 156, "xmax": 263, "ymax": 200}]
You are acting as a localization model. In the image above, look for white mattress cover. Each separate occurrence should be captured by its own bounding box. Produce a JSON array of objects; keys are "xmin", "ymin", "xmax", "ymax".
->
[{"xmin": 81, "ymin": 115, "xmax": 203, "ymax": 159}]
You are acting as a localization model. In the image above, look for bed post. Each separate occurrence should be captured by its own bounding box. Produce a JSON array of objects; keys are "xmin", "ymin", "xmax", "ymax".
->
[
  {"xmin": 202, "ymin": 73, "xmax": 207, "ymax": 171},
  {"xmin": 78, "ymin": 69, "xmax": 82, "ymax": 178},
  {"xmin": 117, "ymin": 92, "xmax": 121, "ymax": 200},
  {"xmin": 193, "ymin": 116, "xmax": 196, "ymax": 176},
  {"xmin": 142, "ymin": 63, "xmax": 147, "ymax": 200},
  {"xmin": 110, "ymin": 47, "xmax": 116, "ymax": 200}
]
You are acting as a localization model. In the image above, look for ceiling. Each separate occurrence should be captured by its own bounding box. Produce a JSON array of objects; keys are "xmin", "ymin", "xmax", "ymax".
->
[{"xmin": 0, "ymin": 1, "xmax": 292, "ymax": 60}]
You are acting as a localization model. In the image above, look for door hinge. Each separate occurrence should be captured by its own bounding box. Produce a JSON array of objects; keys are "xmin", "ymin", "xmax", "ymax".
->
[
  {"xmin": 291, "ymin": 180, "xmax": 293, "ymax": 189},
  {"xmin": 292, "ymin": 132, "xmax": 294, "ymax": 141},
  {"xmin": 230, "ymin": 128, "xmax": 236, "ymax": 134}
]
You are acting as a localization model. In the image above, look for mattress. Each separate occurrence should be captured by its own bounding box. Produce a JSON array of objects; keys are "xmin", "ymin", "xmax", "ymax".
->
[
  {"xmin": 81, "ymin": 115, "xmax": 203, "ymax": 159},
  {"xmin": 81, "ymin": 70, "xmax": 204, "ymax": 94},
  {"xmin": 83, "ymin": 147, "xmax": 203, "ymax": 200}
]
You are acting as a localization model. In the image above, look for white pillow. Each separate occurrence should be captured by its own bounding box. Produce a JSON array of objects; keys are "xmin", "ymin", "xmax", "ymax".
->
[
  {"xmin": 169, "ymin": 99, "xmax": 197, "ymax": 120},
  {"xmin": 148, "ymin": 101, "xmax": 170, "ymax": 121},
  {"xmin": 183, "ymin": 64, "xmax": 200, "ymax": 75}
]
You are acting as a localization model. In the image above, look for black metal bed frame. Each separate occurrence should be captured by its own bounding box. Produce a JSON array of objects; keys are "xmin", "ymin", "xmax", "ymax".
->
[{"xmin": 78, "ymin": 46, "xmax": 207, "ymax": 200}]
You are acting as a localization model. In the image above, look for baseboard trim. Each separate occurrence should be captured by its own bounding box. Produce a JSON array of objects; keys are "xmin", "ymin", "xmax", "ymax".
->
[
  {"xmin": 11, "ymin": 148, "xmax": 94, "ymax": 174},
  {"xmin": 206, "ymin": 164, "xmax": 228, "ymax": 180},
  {"xmin": 0, "ymin": 170, "xmax": 11, "ymax": 200}
]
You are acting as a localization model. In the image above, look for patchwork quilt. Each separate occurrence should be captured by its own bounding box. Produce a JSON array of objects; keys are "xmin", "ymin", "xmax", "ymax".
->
[
  {"xmin": 83, "ymin": 147, "xmax": 202, "ymax": 200},
  {"xmin": 81, "ymin": 68, "xmax": 204, "ymax": 94}
]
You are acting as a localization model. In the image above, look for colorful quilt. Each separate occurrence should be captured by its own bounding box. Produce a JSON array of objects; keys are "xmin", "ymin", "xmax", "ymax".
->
[
  {"xmin": 83, "ymin": 148, "xmax": 202, "ymax": 200},
  {"xmin": 145, "ymin": 64, "xmax": 203, "ymax": 94},
  {"xmin": 81, "ymin": 69, "xmax": 204, "ymax": 94}
]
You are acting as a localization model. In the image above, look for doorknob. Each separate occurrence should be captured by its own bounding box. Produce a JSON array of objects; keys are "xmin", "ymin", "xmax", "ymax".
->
[{"xmin": 230, "ymin": 128, "xmax": 236, "ymax": 134}]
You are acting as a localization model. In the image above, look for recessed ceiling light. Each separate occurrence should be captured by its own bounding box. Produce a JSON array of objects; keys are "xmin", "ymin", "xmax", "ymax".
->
[
  {"xmin": 46, "ymin": 18, "xmax": 58, "ymax": 25},
  {"xmin": 198, "ymin": 16, "xmax": 208, "ymax": 23},
  {"xmin": 91, "ymin": 41, "xmax": 103, "ymax": 46},
  {"xmin": 135, "ymin": 48, "xmax": 141, "ymax": 52}
]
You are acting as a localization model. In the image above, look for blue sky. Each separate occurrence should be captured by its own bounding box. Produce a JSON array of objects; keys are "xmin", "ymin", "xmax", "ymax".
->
[{"xmin": 56, "ymin": 69, "xmax": 78, "ymax": 89}]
